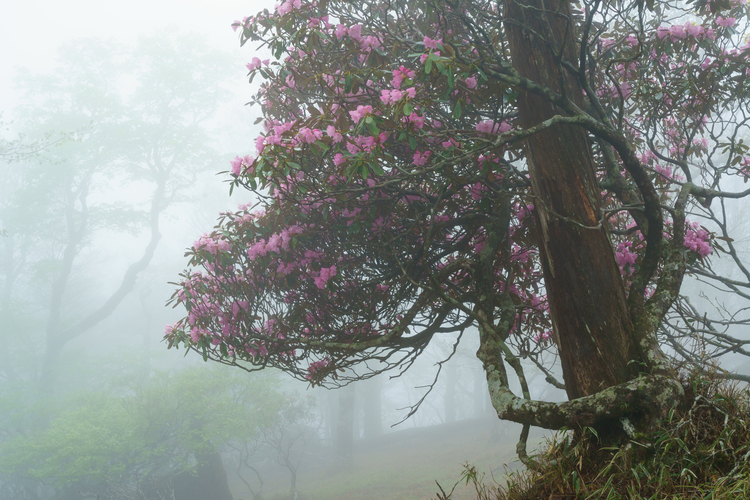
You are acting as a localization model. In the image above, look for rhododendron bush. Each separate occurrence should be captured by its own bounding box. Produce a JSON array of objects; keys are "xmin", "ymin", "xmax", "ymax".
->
[{"xmin": 167, "ymin": 0, "xmax": 750, "ymax": 442}]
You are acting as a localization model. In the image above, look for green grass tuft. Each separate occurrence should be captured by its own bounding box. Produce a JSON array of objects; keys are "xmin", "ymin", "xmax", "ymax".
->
[{"xmin": 438, "ymin": 370, "xmax": 750, "ymax": 500}]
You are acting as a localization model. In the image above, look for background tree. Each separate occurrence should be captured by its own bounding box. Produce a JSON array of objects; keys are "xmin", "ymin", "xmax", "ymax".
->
[
  {"xmin": 0, "ymin": 367, "xmax": 283, "ymax": 500},
  {"xmin": 167, "ymin": 0, "xmax": 750, "ymax": 457},
  {"xmin": 0, "ymin": 31, "xmax": 233, "ymax": 395}
]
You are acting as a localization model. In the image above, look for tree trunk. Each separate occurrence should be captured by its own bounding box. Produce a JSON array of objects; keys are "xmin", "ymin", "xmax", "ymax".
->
[
  {"xmin": 174, "ymin": 447, "xmax": 234, "ymax": 500},
  {"xmin": 336, "ymin": 384, "xmax": 355, "ymax": 464},
  {"xmin": 362, "ymin": 375, "xmax": 382, "ymax": 439},
  {"xmin": 504, "ymin": 0, "xmax": 636, "ymax": 399}
]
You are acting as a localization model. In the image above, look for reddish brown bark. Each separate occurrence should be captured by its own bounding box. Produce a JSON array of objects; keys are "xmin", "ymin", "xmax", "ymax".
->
[{"xmin": 504, "ymin": 0, "xmax": 636, "ymax": 399}]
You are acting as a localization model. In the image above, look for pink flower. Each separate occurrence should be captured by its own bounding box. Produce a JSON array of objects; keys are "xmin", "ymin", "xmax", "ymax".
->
[
  {"xmin": 348, "ymin": 24, "xmax": 362, "ymax": 41},
  {"xmin": 684, "ymin": 223, "xmax": 712, "ymax": 257},
  {"xmin": 475, "ymin": 120, "xmax": 511, "ymax": 134},
  {"xmin": 464, "ymin": 76, "xmax": 477, "ymax": 89},
  {"xmin": 314, "ymin": 265, "xmax": 337, "ymax": 289},
  {"xmin": 669, "ymin": 25, "xmax": 686, "ymax": 39},
  {"xmin": 380, "ymin": 89, "xmax": 404, "ymax": 104},
  {"xmin": 349, "ymin": 104, "xmax": 373, "ymax": 123},
  {"xmin": 391, "ymin": 66, "xmax": 415, "ymax": 88},
  {"xmin": 334, "ymin": 24, "xmax": 347, "ymax": 38},
  {"xmin": 442, "ymin": 138, "xmax": 459, "ymax": 149},
  {"xmin": 423, "ymin": 36, "xmax": 441, "ymax": 50},
  {"xmin": 685, "ymin": 23, "xmax": 703, "ymax": 38},
  {"xmin": 716, "ymin": 16, "xmax": 737, "ymax": 28},
  {"xmin": 298, "ymin": 127, "xmax": 323, "ymax": 144},
  {"xmin": 246, "ymin": 57, "xmax": 262, "ymax": 71},
  {"xmin": 412, "ymin": 150, "xmax": 431, "ymax": 166},
  {"xmin": 333, "ymin": 153, "xmax": 346, "ymax": 166},
  {"xmin": 326, "ymin": 125, "xmax": 343, "ymax": 143}
]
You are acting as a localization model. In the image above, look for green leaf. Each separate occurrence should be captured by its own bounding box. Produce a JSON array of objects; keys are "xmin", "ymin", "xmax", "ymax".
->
[
  {"xmin": 367, "ymin": 120, "xmax": 380, "ymax": 136},
  {"xmin": 425, "ymin": 58, "xmax": 433, "ymax": 74},
  {"xmin": 403, "ymin": 102, "xmax": 413, "ymax": 116},
  {"xmin": 409, "ymin": 135, "xmax": 417, "ymax": 150},
  {"xmin": 453, "ymin": 101, "xmax": 463, "ymax": 119},
  {"xmin": 447, "ymin": 70, "xmax": 455, "ymax": 92}
]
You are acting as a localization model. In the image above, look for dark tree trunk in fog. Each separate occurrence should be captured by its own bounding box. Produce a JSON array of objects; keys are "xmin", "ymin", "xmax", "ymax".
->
[
  {"xmin": 174, "ymin": 447, "xmax": 233, "ymax": 500},
  {"xmin": 444, "ymin": 363, "xmax": 458, "ymax": 423},
  {"xmin": 336, "ymin": 384, "xmax": 355, "ymax": 464},
  {"xmin": 37, "ymin": 174, "xmax": 164, "ymax": 394},
  {"xmin": 504, "ymin": 0, "xmax": 636, "ymax": 399},
  {"xmin": 362, "ymin": 375, "xmax": 382, "ymax": 439}
]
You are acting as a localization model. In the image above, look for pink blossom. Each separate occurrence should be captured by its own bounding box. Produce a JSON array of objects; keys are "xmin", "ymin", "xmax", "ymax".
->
[
  {"xmin": 404, "ymin": 112, "xmax": 424, "ymax": 129},
  {"xmin": 464, "ymin": 76, "xmax": 477, "ymax": 89},
  {"xmin": 246, "ymin": 57, "xmax": 262, "ymax": 71},
  {"xmin": 247, "ymin": 239, "xmax": 268, "ymax": 260},
  {"xmin": 298, "ymin": 127, "xmax": 323, "ymax": 144},
  {"xmin": 616, "ymin": 241, "xmax": 638, "ymax": 275},
  {"xmin": 360, "ymin": 36, "xmax": 381, "ymax": 51},
  {"xmin": 423, "ymin": 36, "xmax": 441, "ymax": 50},
  {"xmin": 716, "ymin": 16, "xmax": 737, "ymax": 28},
  {"xmin": 348, "ymin": 24, "xmax": 362, "ymax": 41},
  {"xmin": 475, "ymin": 120, "xmax": 511, "ymax": 134},
  {"xmin": 442, "ymin": 138, "xmax": 459, "ymax": 149},
  {"xmin": 533, "ymin": 331, "xmax": 552, "ymax": 343},
  {"xmin": 314, "ymin": 265, "xmax": 337, "ymax": 289},
  {"xmin": 684, "ymin": 223, "xmax": 712, "ymax": 257},
  {"xmin": 276, "ymin": 1, "xmax": 293, "ymax": 16},
  {"xmin": 685, "ymin": 23, "xmax": 703, "ymax": 38},
  {"xmin": 391, "ymin": 66, "xmax": 415, "ymax": 88},
  {"xmin": 349, "ymin": 104, "xmax": 373, "ymax": 123},
  {"xmin": 412, "ymin": 150, "xmax": 431, "ymax": 166},
  {"xmin": 334, "ymin": 24, "xmax": 347, "ymax": 38},
  {"xmin": 380, "ymin": 89, "xmax": 404, "ymax": 104},
  {"xmin": 669, "ymin": 25, "xmax": 686, "ymax": 39},
  {"xmin": 333, "ymin": 153, "xmax": 346, "ymax": 166},
  {"xmin": 326, "ymin": 125, "xmax": 343, "ymax": 143},
  {"xmin": 230, "ymin": 155, "xmax": 254, "ymax": 176}
]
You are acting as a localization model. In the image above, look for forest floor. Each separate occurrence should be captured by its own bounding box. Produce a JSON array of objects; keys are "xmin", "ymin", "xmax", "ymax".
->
[{"xmin": 230, "ymin": 417, "xmax": 552, "ymax": 500}]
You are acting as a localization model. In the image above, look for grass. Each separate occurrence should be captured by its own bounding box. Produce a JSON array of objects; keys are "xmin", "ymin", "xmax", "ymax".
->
[
  {"xmin": 237, "ymin": 418, "xmax": 547, "ymax": 500},
  {"xmin": 440, "ymin": 370, "xmax": 750, "ymax": 500},
  {"xmin": 235, "ymin": 370, "xmax": 750, "ymax": 500}
]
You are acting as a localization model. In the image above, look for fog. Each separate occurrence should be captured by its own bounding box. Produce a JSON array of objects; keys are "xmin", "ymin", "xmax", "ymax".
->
[
  {"xmin": 0, "ymin": 2, "xmax": 545, "ymax": 499},
  {"xmin": 4, "ymin": 2, "xmax": 749, "ymax": 500}
]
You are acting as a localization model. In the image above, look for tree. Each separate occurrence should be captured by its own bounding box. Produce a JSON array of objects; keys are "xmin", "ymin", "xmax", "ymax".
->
[
  {"xmin": 0, "ymin": 32, "xmax": 233, "ymax": 395},
  {"xmin": 167, "ymin": 0, "xmax": 750, "ymax": 456},
  {"xmin": 0, "ymin": 367, "xmax": 283, "ymax": 500}
]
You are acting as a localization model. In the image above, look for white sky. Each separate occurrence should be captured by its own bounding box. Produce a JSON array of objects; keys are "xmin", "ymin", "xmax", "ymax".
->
[{"xmin": 0, "ymin": 0, "xmax": 271, "ymax": 114}]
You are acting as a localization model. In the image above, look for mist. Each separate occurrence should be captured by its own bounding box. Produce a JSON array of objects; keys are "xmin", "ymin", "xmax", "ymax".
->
[{"xmin": 3, "ymin": 2, "xmax": 749, "ymax": 500}]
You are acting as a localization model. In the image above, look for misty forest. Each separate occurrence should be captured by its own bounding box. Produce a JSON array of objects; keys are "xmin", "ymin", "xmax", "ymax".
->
[{"xmin": 2, "ymin": 0, "xmax": 750, "ymax": 499}]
